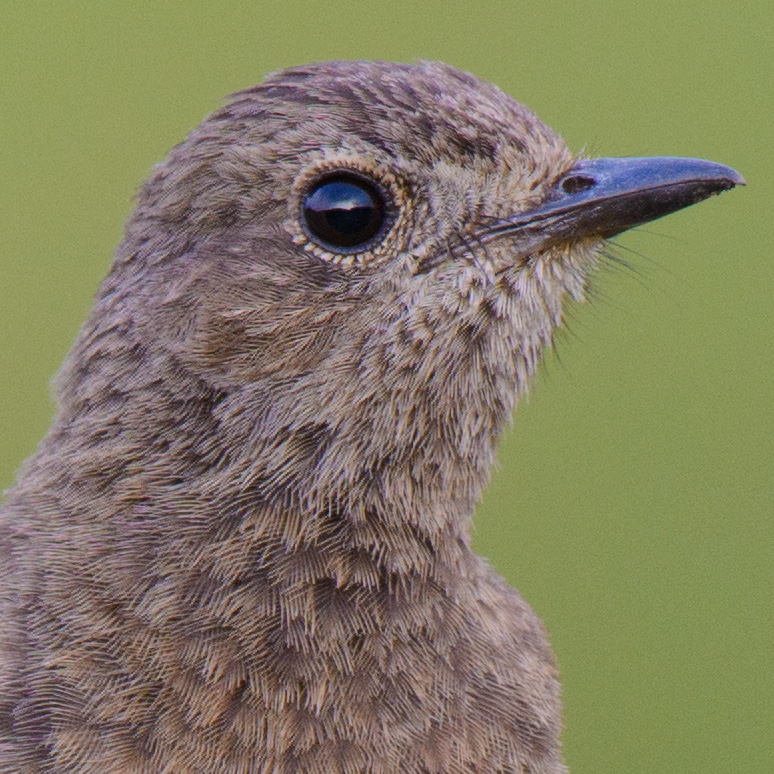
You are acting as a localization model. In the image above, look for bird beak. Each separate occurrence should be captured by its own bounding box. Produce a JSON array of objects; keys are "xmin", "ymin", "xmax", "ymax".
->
[{"xmin": 487, "ymin": 156, "xmax": 744, "ymax": 249}]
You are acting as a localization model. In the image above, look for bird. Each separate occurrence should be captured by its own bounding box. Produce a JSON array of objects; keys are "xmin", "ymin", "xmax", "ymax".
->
[{"xmin": 0, "ymin": 60, "xmax": 742, "ymax": 774}]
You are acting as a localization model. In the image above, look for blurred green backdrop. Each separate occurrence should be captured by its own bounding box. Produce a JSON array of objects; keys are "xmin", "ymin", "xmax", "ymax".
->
[{"xmin": 1, "ymin": 2, "xmax": 770, "ymax": 772}]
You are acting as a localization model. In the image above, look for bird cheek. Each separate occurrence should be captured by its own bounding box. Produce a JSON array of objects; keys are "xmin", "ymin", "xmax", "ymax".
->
[{"xmin": 180, "ymin": 297, "xmax": 354, "ymax": 388}]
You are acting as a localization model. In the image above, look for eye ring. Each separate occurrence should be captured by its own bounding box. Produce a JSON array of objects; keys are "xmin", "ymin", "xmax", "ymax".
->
[{"xmin": 301, "ymin": 171, "xmax": 390, "ymax": 253}]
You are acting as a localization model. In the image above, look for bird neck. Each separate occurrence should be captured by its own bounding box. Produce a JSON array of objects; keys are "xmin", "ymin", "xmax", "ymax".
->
[{"xmin": 50, "ymin": 340, "xmax": 484, "ymax": 591}]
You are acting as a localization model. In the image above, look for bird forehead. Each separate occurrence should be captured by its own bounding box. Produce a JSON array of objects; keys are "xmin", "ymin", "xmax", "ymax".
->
[{"xmin": 221, "ymin": 60, "xmax": 567, "ymax": 171}]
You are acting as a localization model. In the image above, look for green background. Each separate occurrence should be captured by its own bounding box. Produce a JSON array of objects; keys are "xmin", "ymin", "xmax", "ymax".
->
[{"xmin": 1, "ymin": 2, "xmax": 770, "ymax": 772}]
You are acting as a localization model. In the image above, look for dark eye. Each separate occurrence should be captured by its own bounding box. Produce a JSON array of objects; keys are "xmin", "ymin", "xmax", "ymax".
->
[{"xmin": 302, "ymin": 173, "xmax": 387, "ymax": 251}]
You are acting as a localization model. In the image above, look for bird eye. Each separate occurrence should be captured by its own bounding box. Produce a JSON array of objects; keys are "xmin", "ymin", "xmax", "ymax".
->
[{"xmin": 302, "ymin": 173, "xmax": 387, "ymax": 252}]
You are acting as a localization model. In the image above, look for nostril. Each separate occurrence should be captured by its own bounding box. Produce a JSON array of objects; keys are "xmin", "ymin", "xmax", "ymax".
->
[{"xmin": 561, "ymin": 175, "xmax": 596, "ymax": 194}]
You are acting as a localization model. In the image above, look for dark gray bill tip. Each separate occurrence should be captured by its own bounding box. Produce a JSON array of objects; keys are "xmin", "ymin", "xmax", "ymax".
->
[{"xmin": 501, "ymin": 156, "xmax": 744, "ymax": 246}]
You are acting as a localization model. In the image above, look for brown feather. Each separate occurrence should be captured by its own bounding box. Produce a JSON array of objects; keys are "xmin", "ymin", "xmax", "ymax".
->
[{"xmin": 1, "ymin": 60, "xmax": 703, "ymax": 773}]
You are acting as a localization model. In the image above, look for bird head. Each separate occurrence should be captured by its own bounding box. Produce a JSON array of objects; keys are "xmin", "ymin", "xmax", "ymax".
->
[{"xmin": 58, "ymin": 61, "xmax": 741, "ymax": 525}]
